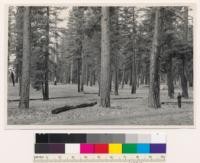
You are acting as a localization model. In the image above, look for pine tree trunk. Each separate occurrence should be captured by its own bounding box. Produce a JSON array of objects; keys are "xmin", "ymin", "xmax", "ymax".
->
[
  {"xmin": 110, "ymin": 72, "xmax": 112, "ymax": 92},
  {"xmin": 80, "ymin": 51, "xmax": 85, "ymax": 91},
  {"xmin": 131, "ymin": 52, "xmax": 137, "ymax": 94},
  {"xmin": 180, "ymin": 7, "xmax": 189, "ymax": 98},
  {"xmin": 70, "ymin": 60, "xmax": 73, "ymax": 84},
  {"xmin": 131, "ymin": 8, "xmax": 137, "ymax": 94},
  {"xmin": 19, "ymin": 7, "xmax": 31, "ymax": 109},
  {"xmin": 43, "ymin": 7, "xmax": 49, "ymax": 100},
  {"xmin": 100, "ymin": 7, "xmax": 111, "ymax": 107},
  {"xmin": 85, "ymin": 63, "xmax": 88, "ymax": 86},
  {"xmin": 89, "ymin": 68, "xmax": 93, "ymax": 86},
  {"xmin": 145, "ymin": 63, "xmax": 149, "ymax": 85},
  {"xmin": 148, "ymin": 8, "xmax": 162, "ymax": 108},
  {"xmin": 16, "ymin": 7, "xmax": 24, "ymax": 94},
  {"xmin": 129, "ymin": 66, "xmax": 132, "ymax": 86},
  {"xmin": 114, "ymin": 66, "xmax": 118, "ymax": 95},
  {"xmin": 77, "ymin": 58, "xmax": 81, "ymax": 92},
  {"xmin": 54, "ymin": 12, "xmax": 58, "ymax": 85},
  {"xmin": 167, "ymin": 53, "xmax": 174, "ymax": 98},
  {"xmin": 121, "ymin": 64, "xmax": 125, "ymax": 89}
]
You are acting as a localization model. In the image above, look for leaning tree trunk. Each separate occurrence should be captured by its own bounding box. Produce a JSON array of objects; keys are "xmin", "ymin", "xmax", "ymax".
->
[
  {"xmin": 148, "ymin": 8, "xmax": 162, "ymax": 108},
  {"xmin": 19, "ymin": 7, "xmax": 31, "ymax": 109},
  {"xmin": 180, "ymin": 7, "xmax": 189, "ymax": 98},
  {"xmin": 100, "ymin": 7, "xmax": 111, "ymax": 107},
  {"xmin": 131, "ymin": 8, "xmax": 137, "ymax": 94},
  {"xmin": 43, "ymin": 7, "xmax": 49, "ymax": 100},
  {"xmin": 167, "ymin": 53, "xmax": 174, "ymax": 98}
]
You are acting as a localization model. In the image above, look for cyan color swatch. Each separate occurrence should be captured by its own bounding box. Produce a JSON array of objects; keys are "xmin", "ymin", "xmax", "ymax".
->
[{"xmin": 137, "ymin": 144, "xmax": 150, "ymax": 153}]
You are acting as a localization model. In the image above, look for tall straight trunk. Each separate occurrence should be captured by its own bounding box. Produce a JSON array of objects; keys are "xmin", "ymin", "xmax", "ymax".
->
[
  {"xmin": 110, "ymin": 71, "xmax": 112, "ymax": 92},
  {"xmin": 180, "ymin": 7, "xmax": 189, "ymax": 98},
  {"xmin": 111, "ymin": 7, "xmax": 119, "ymax": 96},
  {"xmin": 129, "ymin": 66, "xmax": 132, "ymax": 86},
  {"xmin": 148, "ymin": 8, "xmax": 162, "ymax": 108},
  {"xmin": 19, "ymin": 7, "xmax": 31, "ymax": 109},
  {"xmin": 114, "ymin": 67, "xmax": 118, "ymax": 95},
  {"xmin": 54, "ymin": 12, "xmax": 58, "ymax": 85},
  {"xmin": 80, "ymin": 47, "xmax": 85, "ymax": 91},
  {"xmin": 145, "ymin": 63, "xmax": 149, "ymax": 85},
  {"xmin": 167, "ymin": 53, "xmax": 174, "ymax": 98},
  {"xmin": 89, "ymin": 68, "xmax": 93, "ymax": 86},
  {"xmin": 70, "ymin": 60, "xmax": 73, "ymax": 84},
  {"xmin": 121, "ymin": 64, "xmax": 125, "ymax": 89},
  {"xmin": 85, "ymin": 63, "xmax": 88, "ymax": 86},
  {"xmin": 100, "ymin": 7, "xmax": 111, "ymax": 107},
  {"xmin": 16, "ymin": 7, "xmax": 24, "ymax": 93},
  {"xmin": 77, "ymin": 58, "xmax": 81, "ymax": 92},
  {"xmin": 131, "ymin": 8, "xmax": 137, "ymax": 94},
  {"xmin": 131, "ymin": 49, "xmax": 137, "ymax": 93},
  {"xmin": 43, "ymin": 7, "xmax": 49, "ymax": 100}
]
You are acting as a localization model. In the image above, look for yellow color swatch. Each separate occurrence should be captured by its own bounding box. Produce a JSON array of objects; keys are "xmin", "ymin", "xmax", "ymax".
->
[{"xmin": 109, "ymin": 144, "xmax": 122, "ymax": 154}]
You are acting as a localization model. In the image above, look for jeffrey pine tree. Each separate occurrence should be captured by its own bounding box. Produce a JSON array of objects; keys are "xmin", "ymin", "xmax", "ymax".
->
[
  {"xmin": 100, "ymin": 7, "xmax": 111, "ymax": 107},
  {"xmin": 148, "ymin": 7, "xmax": 163, "ymax": 108},
  {"xmin": 19, "ymin": 7, "xmax": 31, "ymax": 109}
]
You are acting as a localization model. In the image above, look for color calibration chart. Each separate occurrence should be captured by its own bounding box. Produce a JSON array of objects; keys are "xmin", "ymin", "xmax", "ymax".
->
[{"xmin": 34, "ymin": 133, "xmax": 166, "ymax": 163}]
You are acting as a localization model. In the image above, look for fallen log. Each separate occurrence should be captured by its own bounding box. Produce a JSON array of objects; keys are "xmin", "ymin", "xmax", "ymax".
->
[
  {"xmin": 161, "ymin": 101, "xmax": 193, "ymax": 105},
  {"xmin": 51, "ymin": 101, "xmax": 97, "ymax": 114}
]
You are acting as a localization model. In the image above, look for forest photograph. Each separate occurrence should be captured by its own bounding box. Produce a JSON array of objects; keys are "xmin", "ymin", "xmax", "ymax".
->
[{"xmin": 7, "ymin": 6, "xmax": 193, "ymax": 126}]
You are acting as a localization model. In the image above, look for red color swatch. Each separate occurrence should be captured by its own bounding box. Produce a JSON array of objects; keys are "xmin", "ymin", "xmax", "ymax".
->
[{"xmin": 94, "ymin": 144, "xmax": 108, "ymax": 153}]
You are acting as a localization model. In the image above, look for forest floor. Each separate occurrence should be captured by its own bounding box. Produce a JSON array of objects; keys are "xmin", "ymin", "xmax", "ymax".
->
[{"xmin": 7, "ymin": 83, "xmax": 193, "ymax": 126}]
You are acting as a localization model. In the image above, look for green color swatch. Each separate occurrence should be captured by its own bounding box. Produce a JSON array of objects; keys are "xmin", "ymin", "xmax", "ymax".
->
[{"xmin": 122, "ymin": 144, "xmax": 137, "ymax": 153}]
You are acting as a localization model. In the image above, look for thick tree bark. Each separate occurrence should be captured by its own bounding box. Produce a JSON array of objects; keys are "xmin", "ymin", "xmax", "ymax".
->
[
  {"xmin": 180, "ymin": 7, "xmax": 189, "ymax": 98},
  {"xmin": 15, "ymin": 7, "xmax": 24, "ymax": 94},
  {"xmin": 167, "ymin": 53, "xmax": 174, "ymax": 98},
  {"xmin": 19, "ymin": 7, "xmax": 31, "ymax": 109},
  {"xmin": 131, "ymin": 8, "xmax": 137, "ymax": 94},
  {"xmin": 111, "ymin": 7, "xmax": 119, "ymax": 96},
  {"xmin": 148, "ymin": 8, "xmax": 162, "ymax": 108},
  {"xmin": 43, "ymin": 7, "xmax": 49, "ymax": 100},
  {"xmin": 54, "ymin": 12, "xmax": 58, "ymax": 85},
  {"xmin": 100, "ymin": 7, "xmax": 111, "ymax": 107}
]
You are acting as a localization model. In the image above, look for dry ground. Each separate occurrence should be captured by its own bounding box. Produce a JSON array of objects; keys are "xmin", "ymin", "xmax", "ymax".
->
[{"xmin": 7, "ymin": 83, "xmax": 193, "ymax": 126}]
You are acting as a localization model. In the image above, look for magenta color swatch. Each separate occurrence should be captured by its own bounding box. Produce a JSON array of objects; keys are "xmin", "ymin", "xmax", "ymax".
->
[{"xmin": 80, "ymin": 144, "xmax": 94, "ymax": 153}]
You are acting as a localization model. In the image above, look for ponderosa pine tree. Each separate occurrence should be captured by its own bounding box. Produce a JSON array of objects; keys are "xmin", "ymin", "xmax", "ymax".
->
[
  {"xmin": 180, "ymin": 7, "xmax": 189, "ymax": 98},
  {"xmin": 148, "ymin": 7, "xmax": 163, "ymax": 108},
  {"xmin": 100, "ymin": 7, "xmax": 111, "ymax": 107},
  {"xmin": 19, "ymin": 7, "xmax": 31, "ymax": 109},
  {"xmin": 43, "ymin": 7, "xmax": 50, "ymax": 100},
  {"xmin": 131, "ymin": 7, "xmax": 137, "ymax": 94}
]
